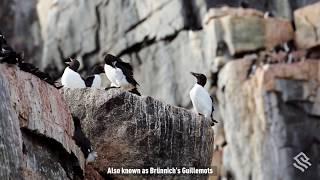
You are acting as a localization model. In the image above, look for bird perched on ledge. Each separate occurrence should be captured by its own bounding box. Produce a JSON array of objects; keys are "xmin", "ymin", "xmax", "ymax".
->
[
  {"xmin": 83, "ymin": 65, "xmax": 105, "ymax": 88},
  {"xmin": 72, "ymin": 117, "xmax": 97, "ymax": 164},
  {"xmin": 61, "ymin": 58, "xmax": 86, "ymax": 89},
  {"xmin": 103, "ymin": 54, "xmax": 141, "ymax": 96},
  {"xmin": 190, "ymin": 72, "xmax": 217, "ymax": 126},
  {"xmin": 0, "ymin": 31, "xmax": 62, "ymax": 89}
]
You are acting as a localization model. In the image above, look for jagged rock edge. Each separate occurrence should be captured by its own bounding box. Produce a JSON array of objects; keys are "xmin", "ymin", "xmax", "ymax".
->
[{"xmin": 21, "ymin": 128, "xmax": 84, "ymax": 179}]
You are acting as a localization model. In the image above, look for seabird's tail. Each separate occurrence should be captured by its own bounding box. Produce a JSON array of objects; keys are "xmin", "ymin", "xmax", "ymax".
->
[
  {"xmin": 130, "ymin": 88, "xmax": 141, "ymax": 96},
  {"xmin": 211, "ymin": 117, "xmax": 218, "ymax": 126}
]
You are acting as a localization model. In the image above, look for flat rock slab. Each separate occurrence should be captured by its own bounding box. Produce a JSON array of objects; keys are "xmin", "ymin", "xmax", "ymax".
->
[
  {"xmin": 64, "ymin": 89, "xmax": 214, "ymax": 179},
  {"xmin": 295, "ymin": 2, "xmax": 320, "ymax": 49},
  {"xmin": 204, "ymin": 7, "xmax": 294, "ymax": 56}
]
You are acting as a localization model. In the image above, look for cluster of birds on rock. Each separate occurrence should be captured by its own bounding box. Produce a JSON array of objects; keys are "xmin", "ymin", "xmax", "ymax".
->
[
  {"xmin": 61, "ymin": 57, "xmax": 217, "ymax": 125},
  {"xmin": 0, "ymin": 33, "xmax": 61, "ymax": 88},
  {"xmin": 0, "ymin": 31, "xmax": 217, "ymax": 164},
  {"xmin": 61, "ymin": 54, "xmax": 141, "ymax": 96}
]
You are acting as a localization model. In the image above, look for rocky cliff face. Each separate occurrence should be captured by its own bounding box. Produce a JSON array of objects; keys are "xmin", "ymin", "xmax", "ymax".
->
[
  {"xmin": 64, "ymin": 89, "xmax": 214, "ymax": 179},
  {"xmin": 0, "ymin": 64, "xmax": 84, "ymax": 179},
  {"xmin": 2, "ymin": 0, "xmax": 320, "ymax": 180},
  {"xmin": 218, "ymin": 59, "xmax": 320, "ymax": 180},
  {"xmin": 37, "ymin": 0, "xmax": 318, "ymax": 106},
  {"xmin": 0, "ymin": 63, "xmax": 214, "ymax": 179}
]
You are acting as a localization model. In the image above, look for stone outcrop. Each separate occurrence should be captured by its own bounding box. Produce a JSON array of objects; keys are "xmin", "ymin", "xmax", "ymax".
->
[
  {"xmin": 203, "ymin": 7, "xmax": 294, "ymax": 56},
  {"xmin": 294, "ymin": 2, "xmax": 320, "ymax": 49},
  {"xmin": 39, "ymin": 1, "xmax": 296, "ymax": 107},
  {"xmin": 63, "ymin": 88, "xmax": 214, "ymax": 179},
  {"xmin": 0, "ymin": 64, "xmax": 84, "ymax": 179},
  {"xmin": 2, "ymin": 1, "xmax": 320, "ymax": 180},
  {"xmin": 2, "ymin": 0, "xmax": 319, "ymax": 71},
  {"xmin": 217, "ymin": 59, "xmax": 320, "ymax": 180}
]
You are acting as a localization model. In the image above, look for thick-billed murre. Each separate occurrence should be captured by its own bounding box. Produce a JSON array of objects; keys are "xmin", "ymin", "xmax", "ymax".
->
[
  {"xmin": 84, "ymin": 65, "xmax": 104, "ymax": 88},
  {"xmin": 61, "ymin": 58, "xmax": 86, "ymax": 89},
  {"xmin": 72, "ymin": 117, "xmax": 97, "ymax": 164},
  {"xmin": 190, "ymin": 72, "xmax": 218, "ymax": 125},
  {"xmin": 103, "ymin": 54, "xmax": 141, "ymax": 95}
]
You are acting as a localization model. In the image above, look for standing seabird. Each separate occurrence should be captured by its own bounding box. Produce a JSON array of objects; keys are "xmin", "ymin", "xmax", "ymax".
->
[
  {"xmin": 263, "ymin": 11, "xmax": 274, "ymax": 19},
  {"xmin": 61, "ymin": 58, "xmax": 86, "ymax": 89},
  {"xmin": 72, "ymin": 117, "xmax": 97, "ymax": 164},
  {"xmin": 103, "ymin": 54, "xmax": 141, "ymax": 95},
  {"xmin": 190, "ymin": 72, "xmax": 218, "ymax": 125},
  {"xmin": 84, "ymin": 65, "xmax": 104, "ymax": 88}
]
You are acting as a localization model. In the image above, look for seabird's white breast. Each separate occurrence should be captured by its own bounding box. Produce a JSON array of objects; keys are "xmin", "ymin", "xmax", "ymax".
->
[
  {"xmin": 91, "ymin": 75, "xmax": 102, "ymax": 88},
  {"xmin": 104, "ymin": 64, "xmax": 132, "ymax": 89},
  {"xmin": 61, "ymin": 67, "xmax": 85, "ymax": 89},
  {"xmin": 189, "ymin": 84, "xmax": 212, "ymax": 117}
]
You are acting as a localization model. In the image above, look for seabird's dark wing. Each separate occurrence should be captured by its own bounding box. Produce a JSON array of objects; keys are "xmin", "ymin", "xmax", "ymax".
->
[
  {"xmin": 117, "ymin": 60, "xmax": 133, "ymax": 71},
  {"xmin": 18, "ymin": 62, "xmax": 58, "ymax": 87},
  {"xmin": 72, "ymin": 117, "xmax": 93, "ymax": 157},
  {"xmin": 115, "ymin": 61, "xmax": 139, "ymax": 86},
  {"xmin": 84, "ymin": 75, "xmax": 95, "ymax": 87},
  {"xmin": 210, "ymin": 96, "xmax": 218, "ymax": 125},
  {"xmin": 210, "ymin": 96, "xmax": 215, "ymax": 112},
  {"xmin": 129, "ymin": 88, "xmax": 141, "ymax": 96}
]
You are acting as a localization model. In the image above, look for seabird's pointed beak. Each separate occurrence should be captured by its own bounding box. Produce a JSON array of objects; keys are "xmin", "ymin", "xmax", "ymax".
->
[
  {"xmin": 64, "ymin": 58, "xmax": 73, "ymax": 65},
  {"xmin": 190, "ymin": 72, "xmax": 197, "ymax": 77}
]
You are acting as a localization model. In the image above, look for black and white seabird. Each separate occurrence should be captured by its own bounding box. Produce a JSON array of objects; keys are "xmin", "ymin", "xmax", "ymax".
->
[
  {"xmin": 190, "ymin": 72, "xmax": 218, "ymax": 125},
  {"xmin": 72, "ymin": 117, "xmax": 97, "ymax": 164},
  {"xmin": 263, "ymin": 11, "xmax": 274, "ymax": 19},
  {"xmin": 103, "ymin": 54, "xmax": 141, "ymax": 95},
  {"xmin": 84, "ymin": 65, "xmax": 104, "ymax": 88},
  {"xmin": 61, "ymin": 58, "xmax": 86, "ymax": 89},
  {"xmin": 0, "ymin": 33, "xmax": 21, "ymax": 64}
]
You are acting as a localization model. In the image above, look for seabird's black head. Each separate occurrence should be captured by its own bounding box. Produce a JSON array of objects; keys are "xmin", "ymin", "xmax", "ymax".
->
[
  {"xmin": 91, "ymin": 65, "xmax": 104, "ymax": 74},
  {"xmin": 240, "ymin": 1, "xmax": 249, "ymax": 8},
  {"xmin": 191, "ymin": 72, "xmax": 207, "ymax": 87},
  {"xmin": 65, "ymin": 58, "xmax": 80, "ymax": 71},
  {"xmin": 104, "ymin": 54, "xmax": 118, "ymax": 67},
  {"xmin": 0, "ymin": 34, "xmax": 7, "ymax": 45}
]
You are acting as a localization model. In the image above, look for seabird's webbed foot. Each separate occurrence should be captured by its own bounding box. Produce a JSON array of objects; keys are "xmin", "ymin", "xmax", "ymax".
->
[
  {"xmin": 105, "ymin": 86, "xmax": 120, "ymax": 91},
  {"xmin": 54, "ymin": 85, "xmax": 64, "ymax": 89},
  {"xmin": 129, "ymin": 88, "xmax": 141, "ymax": 96},
  {"xmin": 211, "ymin": 118, "xmax": 218, "ymax": 126}
]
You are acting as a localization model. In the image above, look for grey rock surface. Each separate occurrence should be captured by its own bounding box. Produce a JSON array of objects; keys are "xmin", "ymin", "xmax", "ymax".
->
[
  {"xmin": 0, "ymin": 64, "xmax": 84, "ymax": 179},
  {"xmin": 217, "ymin": 59, "xmax": 320, "ymax": 180},
  {"xmin": 39, "ymin": 0, "xmax": 298, "ymax": 107},
  {"xmin": 294, "ymin": 2, "xmax": 320, "ymax": 49},
  {"xmin": 2, "ymin": 1, "xmax": 320, "ymax": 180},
  {"xmin": 63, "ymin": 88, "xmax": 215, "ymax": 179}
]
